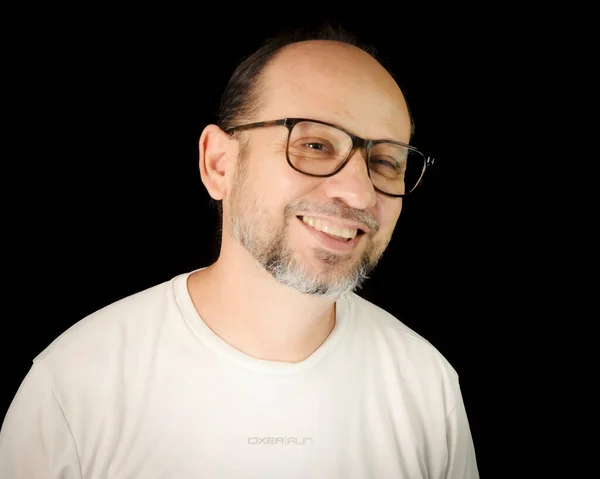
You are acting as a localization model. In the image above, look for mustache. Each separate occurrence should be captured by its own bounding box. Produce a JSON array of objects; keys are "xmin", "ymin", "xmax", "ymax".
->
[{"xmin": 285, "ymin": 200, "xmax": 379, "ymax": 234}]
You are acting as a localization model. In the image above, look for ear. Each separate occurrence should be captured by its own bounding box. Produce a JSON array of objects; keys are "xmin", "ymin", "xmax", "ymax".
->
[{"xmin": 198, "ymin": 124, "xmax": 235, "ymax": 201}]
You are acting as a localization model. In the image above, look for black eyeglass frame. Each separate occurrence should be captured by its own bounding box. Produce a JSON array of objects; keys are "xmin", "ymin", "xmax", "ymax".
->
[{"xmin": 224, "ymin": 117, "xmax": 435, "ymax": 198}]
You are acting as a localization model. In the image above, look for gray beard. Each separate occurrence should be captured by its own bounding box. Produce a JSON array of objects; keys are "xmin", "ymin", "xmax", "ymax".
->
[
  {"xmin": 245, "ymin": 218, "xmax": 375, "ymax": 301},
  {"xmin": 228, "ymin": 183, "xmax": 383, "ymax": 301},
  {"xmin": 231, "ymin": 213, "xmax": 375, "ymax": 301}
]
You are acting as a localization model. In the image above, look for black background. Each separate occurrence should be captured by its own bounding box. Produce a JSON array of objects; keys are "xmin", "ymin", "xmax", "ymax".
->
[{"xmin": 3, "ymin": 6, "xmax": 493, "ymax": 476}]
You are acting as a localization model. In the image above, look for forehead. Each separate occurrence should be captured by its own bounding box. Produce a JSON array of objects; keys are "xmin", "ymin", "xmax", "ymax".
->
[{"xmin": 257, "ymin": 41, "xmax": 412, "ymax": 143}]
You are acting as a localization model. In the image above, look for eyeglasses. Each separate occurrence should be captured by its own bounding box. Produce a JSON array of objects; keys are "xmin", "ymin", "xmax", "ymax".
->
[{"xmin": 224, "ymin": 118, "xmax": 434, "ymax": 198}]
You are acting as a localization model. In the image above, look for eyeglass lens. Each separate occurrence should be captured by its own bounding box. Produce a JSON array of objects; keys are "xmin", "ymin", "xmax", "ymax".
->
[{"xmin": 287, "ymin": 121, "xmax": 425, "ymax": 195}]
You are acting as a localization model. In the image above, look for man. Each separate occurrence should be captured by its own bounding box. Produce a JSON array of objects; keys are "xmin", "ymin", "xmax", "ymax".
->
[{"xmin": 0, "ymin": 25, "xmax": 479, "ymax": 478}]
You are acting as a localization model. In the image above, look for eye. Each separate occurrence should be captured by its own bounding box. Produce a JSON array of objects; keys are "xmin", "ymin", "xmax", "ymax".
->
[
  {"xmin": 369, "ymin": 157, "xmax": 405, "ymax": 180},
  {"xmin": 304, "ymin": 142, "xmax": 327, "ymax": 151},
  {"xmin": 290, "ymin": 136, "xmax": 337, "ymax": 157},
  {"xmin": 370, "ymin": 157, "xmax": 399, "ymax": 170}
]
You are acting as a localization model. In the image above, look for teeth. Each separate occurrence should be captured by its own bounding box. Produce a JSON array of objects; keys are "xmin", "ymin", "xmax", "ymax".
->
[{"xmin": 301, "ymin": 216, "xmax": 358, "ymax": 239}]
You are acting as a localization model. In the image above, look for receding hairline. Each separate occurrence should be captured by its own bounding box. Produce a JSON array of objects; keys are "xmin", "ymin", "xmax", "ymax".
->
[
  {"xmin": 248, "ymin": 39, "xmax": 411, "ymax": 135},
  {"xmin": 217, "ymin": 29, "xmax": 416, "ymax": 137}
]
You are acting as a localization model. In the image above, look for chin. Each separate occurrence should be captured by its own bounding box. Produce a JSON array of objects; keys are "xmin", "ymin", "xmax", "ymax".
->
[{"xmin": 279, "ymin": 247, "xmax": 372, "ymax": 296}]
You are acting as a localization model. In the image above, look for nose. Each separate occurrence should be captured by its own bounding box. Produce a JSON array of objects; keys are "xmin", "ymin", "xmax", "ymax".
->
[{"xmin": 323, "ymin": 149, "xmax": 377, "ymax": 210}]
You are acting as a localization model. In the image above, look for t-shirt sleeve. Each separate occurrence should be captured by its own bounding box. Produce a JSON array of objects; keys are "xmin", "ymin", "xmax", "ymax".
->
[
  {"xmin": 445, "ymin": 378, "xmax": 480, "ymax": 479},
  {"xmin": 0, "ymin": 360, "xmax": 83, "ymax": 479}
]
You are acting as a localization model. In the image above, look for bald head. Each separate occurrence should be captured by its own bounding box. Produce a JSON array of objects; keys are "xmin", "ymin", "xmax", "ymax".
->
[
  {"xmin": 218, "ymin": 26, "xmax": 414, "ymax": 144},
  {"xmin": 257, "ymin": 40, "xmax": 412, "ymax": 142}
]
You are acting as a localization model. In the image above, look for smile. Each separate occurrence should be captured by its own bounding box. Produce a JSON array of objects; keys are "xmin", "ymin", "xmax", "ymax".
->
[
  {"xmin": 299, "ymin": 215, "xmax": 366, "ymax": 243},
  {"xmin": 301, "ymin": 215, "xmax": 357, "ymax": 240}
]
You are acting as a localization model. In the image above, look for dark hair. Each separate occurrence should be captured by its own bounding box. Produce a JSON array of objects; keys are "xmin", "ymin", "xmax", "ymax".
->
[{"xmin": 217, "ymin": 23, "xmax": 414, "ymax": 134}]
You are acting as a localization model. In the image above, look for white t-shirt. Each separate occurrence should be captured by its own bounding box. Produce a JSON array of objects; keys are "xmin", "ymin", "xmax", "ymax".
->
[{"xmin": 0, "ymin": 270, "xmax": 479, "ymax": 478}]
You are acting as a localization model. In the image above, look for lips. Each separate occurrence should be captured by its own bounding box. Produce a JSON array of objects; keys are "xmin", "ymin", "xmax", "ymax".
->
[{"xmin": 297, "ymin": 216, "xmax": 365, "ymax": 252}]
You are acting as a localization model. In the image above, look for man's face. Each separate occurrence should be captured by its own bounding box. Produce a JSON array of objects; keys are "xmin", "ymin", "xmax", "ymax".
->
[{"xmin": 224, "ymin": 41, "xmax": 411, "ymax": 300}]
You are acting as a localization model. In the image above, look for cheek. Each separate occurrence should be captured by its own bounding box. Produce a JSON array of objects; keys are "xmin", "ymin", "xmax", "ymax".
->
[
  {"xmin": 376, "ymin": 198, "xmax": 403, "ymax": 234},
  {"xmin": 242, "ymin": 161, "xmax": 305, "ymax": 221},
  {"xmin": 263, "ymin": 161, "xmax": 315, "ymax": 207}
]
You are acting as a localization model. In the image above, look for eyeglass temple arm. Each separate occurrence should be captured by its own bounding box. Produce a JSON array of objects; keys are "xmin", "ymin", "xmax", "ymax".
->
[{"xmin": 225, "ymin": 120, "xmax": 286, "ymax": 135}]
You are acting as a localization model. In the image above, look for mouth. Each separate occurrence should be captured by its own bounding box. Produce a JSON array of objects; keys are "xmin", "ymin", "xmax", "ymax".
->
[{"xmin": 297, "ymin": 215, "xmax": 366, "ymax": 248}]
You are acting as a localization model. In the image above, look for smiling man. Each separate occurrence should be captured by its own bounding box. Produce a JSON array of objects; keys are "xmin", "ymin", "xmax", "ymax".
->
[{"xmin": 0, "ymin": 25, "xmax": 479, "ymax": 478}]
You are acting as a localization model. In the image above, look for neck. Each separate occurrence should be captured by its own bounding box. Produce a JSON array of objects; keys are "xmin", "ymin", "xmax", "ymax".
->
[{"xmin": 187, "ymin": 238, "xmax": 337, "ymax": 363}]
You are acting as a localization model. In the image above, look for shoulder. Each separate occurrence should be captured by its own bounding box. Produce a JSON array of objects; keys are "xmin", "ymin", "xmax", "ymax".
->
[
  {"xmin": 345, "ymin": 292, "xmax": 459, "ymax": 382},
  {"xmin": 33, "ymin": 272, "xmax": 186, "ymax": 369}
]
